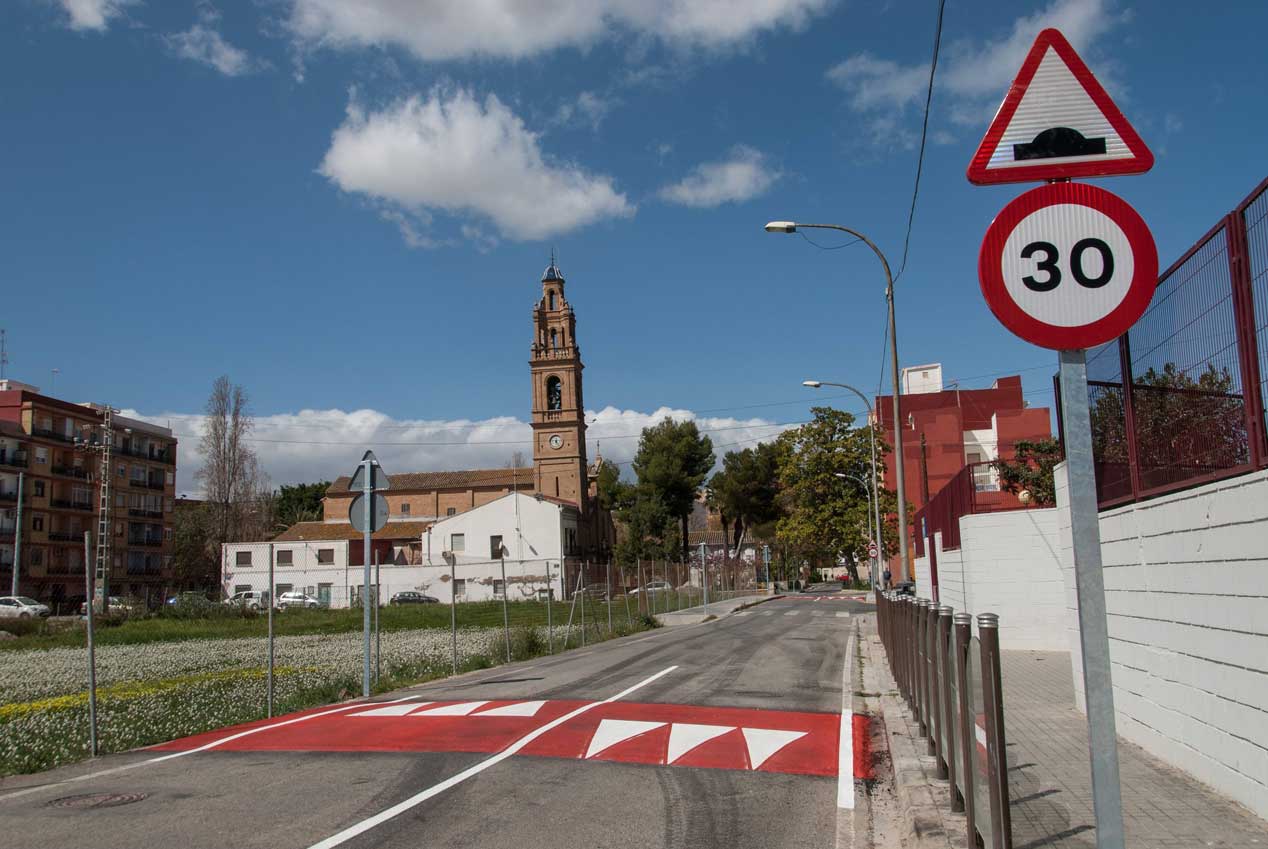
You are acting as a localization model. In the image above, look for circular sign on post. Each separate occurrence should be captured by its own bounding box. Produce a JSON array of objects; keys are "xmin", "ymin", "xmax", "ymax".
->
[
  {"xmin": 979, "ymin": 182, "xmax": 1157, "ymax": 350},
  {"xmin": 867, "ymin": 542, "xmax": 879, "ymax": 559},
  {"xmin": 349, "ymin": 493, "xmax": 389, "ymax": 533}
]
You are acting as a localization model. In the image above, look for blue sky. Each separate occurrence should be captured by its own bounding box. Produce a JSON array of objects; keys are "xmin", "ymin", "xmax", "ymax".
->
[{"xmin": 3, "ymin": 0, "xmax": 1266, "ymax": 492}]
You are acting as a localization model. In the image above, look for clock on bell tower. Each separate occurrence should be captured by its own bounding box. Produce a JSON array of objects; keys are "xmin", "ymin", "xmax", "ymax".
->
[{"xmin": 530, "ymin": 257, "xmax": 589, "ymax": 513}]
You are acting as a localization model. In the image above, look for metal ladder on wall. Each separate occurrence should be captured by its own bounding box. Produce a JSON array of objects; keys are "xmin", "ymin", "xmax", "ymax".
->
[{"xmin": 93, "ymin": 405, "xmax": 113, "ymax": 604}]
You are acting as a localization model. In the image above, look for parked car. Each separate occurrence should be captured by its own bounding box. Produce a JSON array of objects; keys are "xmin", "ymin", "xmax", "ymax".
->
[
  {"xmin": 0, "ymin": 596, "xmax": 52, "ymax": 619},
  {"xmin": 167, "ymin": 591, "xmax": 213, "ymax": 607},
  {"xmin": 78, "ymin": 596, "xmax": 131, "ymax": 616},
  {"xmin": 628, "ymin": 581, "xmax": 672, "ymax": 596},
  {"xmin": 390, "ymin": 591, "xmax": 439, "ymax": 605},
  {"xmin": 893, "ymin": 581, "xmax": 916, "ymax": 597},
  {"xmin": 276, "ymin": 591, "xmax": 321, "ymax": 610},
  {"xmin": 224, "ymin": 590, "xmax": 270, "ymax": 610}
]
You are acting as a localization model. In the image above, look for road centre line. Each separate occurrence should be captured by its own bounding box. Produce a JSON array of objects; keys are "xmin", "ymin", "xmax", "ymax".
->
[
  {"xmin": 0, "ymin": 695, "xmax": 425, "ymax": 804},
  {"xmin": 838, "ymin": 631, "xmax": 857, "ymax": 813},
  {"xmin": 305, "ymin": 665, "xmax": 679, "ymax": 849}
]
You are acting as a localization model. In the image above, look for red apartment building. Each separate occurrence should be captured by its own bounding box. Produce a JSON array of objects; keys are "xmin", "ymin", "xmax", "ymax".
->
[{"xmin": 874, "ymin": 364, "xmax": 1051, "ymax": 580}]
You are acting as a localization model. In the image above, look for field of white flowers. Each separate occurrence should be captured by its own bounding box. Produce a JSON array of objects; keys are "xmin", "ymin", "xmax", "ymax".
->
[{"xmin": 0, "ymin": 625, "xmax": 553, "ymax": 776}]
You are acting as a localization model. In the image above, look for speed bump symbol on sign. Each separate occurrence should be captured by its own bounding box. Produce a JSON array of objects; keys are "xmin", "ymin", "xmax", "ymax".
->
[{"xmin": 977, "ymin": 181, "xmax": 1157, "ymax": 350}]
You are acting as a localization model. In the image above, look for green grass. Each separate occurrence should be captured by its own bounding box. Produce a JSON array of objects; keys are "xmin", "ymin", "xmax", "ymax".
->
[{"xmin": 0, "ymin": 597, "xmax": 634, "ymax": 651}]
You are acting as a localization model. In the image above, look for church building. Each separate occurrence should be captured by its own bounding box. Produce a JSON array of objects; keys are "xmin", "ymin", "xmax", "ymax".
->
[{"xmin": 271, "ymin": 260, "xmax": 614, "ymax": 566}]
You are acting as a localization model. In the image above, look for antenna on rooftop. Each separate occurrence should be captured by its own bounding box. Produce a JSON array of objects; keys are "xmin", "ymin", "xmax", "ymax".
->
[{"xmin": 0, "ymin": 329, "xmax": 7, "ymax": 380}]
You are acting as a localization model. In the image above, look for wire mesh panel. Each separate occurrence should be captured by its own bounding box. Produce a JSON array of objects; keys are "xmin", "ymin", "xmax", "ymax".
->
[
  {"xmin": 968, "ymin": 635, "xmax": 994, "ymax": 849},
  {"xmin": 1085, "ymin": 340, "xmax": 1132, "ymax": 503},
  {"xmin": 1127, "ymin": 225, "xmax": 1250, "ymax": 491},
  {"xmin": 1243, "ymin": 183, "xmax": 1268, "ymax": 452}
]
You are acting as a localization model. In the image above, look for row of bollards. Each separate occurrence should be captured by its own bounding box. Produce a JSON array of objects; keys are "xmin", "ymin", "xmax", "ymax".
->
[{"xmin": 876, "ymin": 591, "xmax": 1013, "ymax": 849}]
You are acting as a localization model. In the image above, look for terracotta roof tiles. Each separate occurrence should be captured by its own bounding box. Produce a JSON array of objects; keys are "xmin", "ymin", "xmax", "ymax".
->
[{"xmin": 326, "ymin": 467, "xmax": 535, "ymax": 495}]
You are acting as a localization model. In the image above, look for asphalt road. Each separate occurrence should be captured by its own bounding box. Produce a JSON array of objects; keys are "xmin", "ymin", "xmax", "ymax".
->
[{"xmin": 0, "ymin": 592, "xmax": 875, "ymax": 849}]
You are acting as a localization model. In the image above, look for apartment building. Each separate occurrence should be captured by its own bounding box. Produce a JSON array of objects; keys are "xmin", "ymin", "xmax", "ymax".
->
[{"xmin": 0, "ymin": 379, "xmax": 178, "ymax": 610}]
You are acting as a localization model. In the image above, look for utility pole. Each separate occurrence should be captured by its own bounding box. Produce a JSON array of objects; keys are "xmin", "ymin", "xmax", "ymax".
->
[
  {"xmin": 11, "ymin": 472, "xmax": 23, "ymax": 596},
  {"xmin": 76, "ymin": 406, "xmax": 116, "ymax": 614}
]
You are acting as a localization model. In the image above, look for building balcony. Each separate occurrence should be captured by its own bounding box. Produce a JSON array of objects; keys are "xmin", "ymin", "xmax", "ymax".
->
[
  {"xmin": 50, "ymin": 498, "xmax": 93, "ymax": 511},
  {"xmin": 118, "ymin": 444, "xmax": 175, "ymax": 464},
  {"xmin": 51, "ymin": 464, "xmax": 91, "ymax": 480},
  {"xmin": 0, "ymin": 452, "xmax": 28, "ymax": 469},
  {"xmin": 32, "ymin": 428, "xmax": 76, "ymax": 444},
  {"xmin": 47, "ymin": 530, "xmax": 82, "ymax": 543},
  {"xmin": 129, "ymin": 478, "xmax": 151, "ymax": 489},
  {"xmin": 147, "ymin": 480, "xmax": 166, "ymax": 491},
  {"xmin": 126, "ymin": 508, "xmax": 164, "ymax": 519},
  {"xmin": 0, "ymin": 491, "xmax": 26, "ymax": 504},
  {"xmin": 127, "ymin": 538, "xmax": 165, "ymax": 548}
]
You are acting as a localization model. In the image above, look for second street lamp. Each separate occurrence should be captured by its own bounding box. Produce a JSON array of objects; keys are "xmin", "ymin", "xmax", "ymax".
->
[
  {"xmin": 804, "ymin": 379, "xmax": 885, "ymax": 591},
  {"xmin": 835, "ymin": 472, "xmax": 877, "ymax": 586},
  {"xmin": 765, "ymin": 219, "xmax": 912, "ymax": 585}
]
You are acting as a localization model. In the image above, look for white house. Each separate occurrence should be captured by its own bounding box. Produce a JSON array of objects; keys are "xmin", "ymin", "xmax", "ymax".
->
[{"xmin": 222, "ymin": 492, "xmax": 579, "ymax": 608}]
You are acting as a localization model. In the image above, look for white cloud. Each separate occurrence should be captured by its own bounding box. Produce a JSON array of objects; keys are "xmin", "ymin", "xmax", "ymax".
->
[
  {"xmin": 164, "ymin": 18, "xmax": 258, "ymax": 76},
  {"xmin": 319, "ymin": 88, "xmax": 633, "ymax": 243},
  {"xmin": 53, "ymin": 0, "xmax": 138, "ymax": 32},
  {"xmin": 286, "ymin": 0, "xmax": 833, "ymax": 62},
  {"xmin": 657, "ymin": 145, "xmax": 780, "ymax": 208},
  {"xmin": 553, "ymin": 91, "xmax": 615, "ymax": 131},
  {"xmin": 123, "ymin": 405, "xmax": 796, "ymax": 497},
  {"xmin": 826, "ymin": 0, "xmax": 1130, "ymax": 139}
]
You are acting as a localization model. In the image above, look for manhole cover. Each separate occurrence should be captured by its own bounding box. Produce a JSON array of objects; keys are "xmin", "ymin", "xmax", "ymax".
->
[{"xmin": 48, "ymin": 792, "xmax": 149, "ymax": 810}]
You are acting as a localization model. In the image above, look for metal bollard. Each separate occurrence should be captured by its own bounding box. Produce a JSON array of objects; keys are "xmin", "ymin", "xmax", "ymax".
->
[
  {"xmin": 916, "ymin": 599, "xmax": 929, "ymax": 734},
  {"xmin": 936, "ymin": 605, "xmax": 954, "ymax": 782},
  {"xmin": 925, "ymin": 600, "xmax": 939, "ymax": 757},
  {"xmin": 905, "ymin": 598, "xmax": 916, "ymax": 714},
  {"xmin": 978, "ymin": 613, "xmax": 1013, "ymax": 849},
  {"xmin": 954, "ymin": 613, "xmax": 975, "ymax": 830}
]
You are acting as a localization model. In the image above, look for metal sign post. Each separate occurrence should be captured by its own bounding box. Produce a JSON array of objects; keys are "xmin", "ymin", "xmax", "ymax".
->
[
  {"xmin": 267, "ymin": 542, "xmax": 274, "ymax": 718},
  {"xmin": 699, "ymin": 542, "xmax": 709, "ymax": 612},
  {"xmin": 82, "ymin": 530, "xmax": 98, "ymax": 757},
  {"xmin": 1059, "ymin": 349, "xmax": 1125, "ymax": 849},
  {"xmin": 348, "ymin": 450, "xmax": 390, "ymax": 699}
]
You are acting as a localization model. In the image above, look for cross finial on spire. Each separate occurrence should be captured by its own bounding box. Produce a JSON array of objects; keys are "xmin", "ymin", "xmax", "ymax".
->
[{"xmin": 550, "ymin": 246, "xmax": 556, "ymax": 268}]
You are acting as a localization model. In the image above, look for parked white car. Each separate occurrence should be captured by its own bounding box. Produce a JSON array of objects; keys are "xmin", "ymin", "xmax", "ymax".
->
[
  {"xmin": 276, "ymin": 592, "xmax": 321, "ymax": 610},
  {"xmin": 224, "ymin": 590, "xmax": 270, "ymax": 610},
  {"xmin": 628, "ymin": 581, "xmax": 672, "ymax": 596},
  {"xmin": 0, "ymin": 596, "xmax": 52, "ymax": 618}
]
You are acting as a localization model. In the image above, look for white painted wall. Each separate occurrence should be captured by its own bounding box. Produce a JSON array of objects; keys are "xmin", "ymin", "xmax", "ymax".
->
[
  {"xmin": 1054, "ymin": 462, "xmax": 1268, "ymax": 821},
  {"xmin": 222, "ymin": 493, "xmax": 571, "ymax": 607},
  {"xmin": 913, "ymin": 507, "xmax": 1067, "ymax": 650}
]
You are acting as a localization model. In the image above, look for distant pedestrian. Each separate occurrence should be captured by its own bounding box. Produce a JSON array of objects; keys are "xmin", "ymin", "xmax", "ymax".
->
[{"xmin": 883, "ymin": 568, "xmax": 892, "ymax": 589}]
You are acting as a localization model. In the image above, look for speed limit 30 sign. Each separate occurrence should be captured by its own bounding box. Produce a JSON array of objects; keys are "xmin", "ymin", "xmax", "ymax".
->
[{"xmin": 978, "ymin": 181, "xmax": 1157, "ymax": 350}]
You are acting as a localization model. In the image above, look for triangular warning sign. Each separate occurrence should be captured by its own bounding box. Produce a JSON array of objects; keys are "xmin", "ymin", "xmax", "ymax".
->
[{"xmin": 966, "ymin": 28, "xmax": 1153, "ymax": 185}]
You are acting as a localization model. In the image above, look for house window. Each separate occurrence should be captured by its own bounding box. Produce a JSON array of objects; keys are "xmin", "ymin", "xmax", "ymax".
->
[
  {"xmin": 32, "ymin": 515, "xmax": 44, "ymax": 532},
  {"xmin": 446, "ymin": 507, "xmax": 456, "ymax": 516},
  {"xmin": 236, "ymin": 551, "xmax": 252, "ymax": 567},
  {"xmin": 317, "ymin": 548, "xmax": 334, "ymax": 564},
  {"xmin": 450, "ymin": 533, "xmax": 465, "ymax": 552},
  {"xmin": 115, "ymin": 493, "xmax": 124, "ymax": 507},
  {"xmin": 30, "ymin": 548, "xmax": 43, "ymax": 565},
  {"xmin": 493, "ymin": 579, "xmax": 505, "ymax": 599},
  {"xmin": 164, "ymin": 527, "xmax": 172, "ymax": 541},
  {"xmin": 233, "ymin": 584, "xmax": 251, "ymax": 595},
  {"xmin": 34, "ymin": 480, "xmax": 45, "ymax": 497},
  {"xmin": 400, "ymin": 502, "xmax": 411, "ymax": 515},
  {"xmin": 166, "ymin": 471, "xmax": 174, "ymax": 486},
  {"xmin": 277, "ymin": 549, "xmax": 293, "ymax": 566},
  {"xmin": 275, "ymin": 583, "xmax": 293, "ymax": 596},
  {"xmin": 165, "ymin": 498, "xmax": 173, "ymax": 512},
  {"xmin": 453, "ymin": 578, "xmax": 466, "ymax": 601},
  {"xmin": 490, "ymin": 535, "xmax": 504, "ymax": 560},
  {"xmin": 118, "ymin": 465, "xmax": 125, "ymax": 478}
]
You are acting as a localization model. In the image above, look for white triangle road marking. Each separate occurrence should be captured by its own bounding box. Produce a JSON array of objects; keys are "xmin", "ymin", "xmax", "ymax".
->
[
  {"xmin": 665, "ymin": 723, "xmax": 735, "ymax": 764},
  {"xmin": 350, "ymin": 702, "xmax": 433, "ymax": 717},
  {"xmin": 475, "ymin": 700, "xmax": 546, "ymax": 717},
  {"xmin": 836, "ymin": 612, "xmax": 850, "ymax": 619},
  {"xmin": 742, "ymin": 727, "xmax": 807, "ymax": 769},
  {"xmin": 584, "ymin": 719, "xmax": 666, "ymax": 759},
  {"xmin": 413, "ymin": 701, "xmax": 490, "ymax": 716},
  {"xmin": 784, "ymin": 611, "xmax": 799, "ymax": 616}
]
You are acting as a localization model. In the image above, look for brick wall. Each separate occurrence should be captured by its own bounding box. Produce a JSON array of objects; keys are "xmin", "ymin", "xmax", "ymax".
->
[{"xmin": 1054, "ymin": 462, "xmax": 1268, "ymax": 820}]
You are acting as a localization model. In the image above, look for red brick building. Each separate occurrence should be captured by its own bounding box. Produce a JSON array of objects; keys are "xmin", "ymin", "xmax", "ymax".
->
[{"xmin": 874, "ymin": 364, "xmax": 1050, "ymax": 579}]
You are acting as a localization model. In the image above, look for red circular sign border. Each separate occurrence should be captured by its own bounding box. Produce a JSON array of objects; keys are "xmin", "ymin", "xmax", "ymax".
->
[{"xmin": 978, "ymin": 182, "xmax": 1158, "ymax": 350}]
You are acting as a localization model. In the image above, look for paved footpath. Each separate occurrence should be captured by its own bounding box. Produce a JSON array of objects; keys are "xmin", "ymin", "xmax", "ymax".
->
[
  {"xmin": 866, "ymin": 634, "xmax": 1268, "ymax": 848},
  {"xmin": 0, "ymin": 594, "xmax": 872, "ymax": 849}
]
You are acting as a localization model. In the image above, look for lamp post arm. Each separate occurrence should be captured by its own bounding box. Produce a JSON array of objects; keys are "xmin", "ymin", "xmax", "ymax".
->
[{"xmin": 793, "ymin": 224, "xmax": 896, "ymax": 297}]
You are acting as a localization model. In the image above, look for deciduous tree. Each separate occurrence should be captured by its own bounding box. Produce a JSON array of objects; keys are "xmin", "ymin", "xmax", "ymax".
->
[{"xmin": 631, "ymin": 418, "xmax": 715, "ymax": 562}]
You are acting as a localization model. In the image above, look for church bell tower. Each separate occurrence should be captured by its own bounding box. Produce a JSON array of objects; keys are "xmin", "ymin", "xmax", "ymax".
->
[{"xmin": 530, "ymin": 258, "xmax": 589, "ymax": 513}]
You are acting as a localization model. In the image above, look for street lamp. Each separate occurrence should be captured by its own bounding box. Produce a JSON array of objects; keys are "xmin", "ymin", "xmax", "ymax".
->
[
  {"xmin": 768, "ymin": 220, "xmax": 911, "ymax": 584},
  {"xmin": 834, "ymin": 472, "xmax": 878, "ymax": 586},
  {"xmin": 804, "ymin": 379, "xmax": 885, "ymax": 590}
]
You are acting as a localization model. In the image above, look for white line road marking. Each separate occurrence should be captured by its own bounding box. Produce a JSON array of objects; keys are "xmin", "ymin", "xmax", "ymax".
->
[
  {"xmin": 785, "ymin": 611, "xmax": 799, "ymax": 617},
  {"xmin": 838, "ymin": 632, "xmax": 857, "ymax": 812},
  {"xmin": 476, "ymin": 700, "xmax": 546, "ymax": 717},
  {"xmin": 836, "ymin": 612, "xmax": 850, "ymax": 619},
  {"xmin": 352, "ymin": 702, "xmax": 434, "ymax": 717},
  {"xmin": 665, "ymin": 723, "xmax": 733, "ymax": 764},
  {"xmin": 412, "ymin": 701, "xmax": 489, "ymax": 716},
  {"xmin": 305, "ymin": 666, "xmax": 678, "ymax": 849},
  {"xmin": 585, "ymin": 719, "xmax": 666, "ymax": 759},
  {"xmin": 0, "ymin": 695, "xmax": 425, "ymax": 804},
  {"xmin": 741, "ymin": 728, "xmax": 807, "ymax": 769}
]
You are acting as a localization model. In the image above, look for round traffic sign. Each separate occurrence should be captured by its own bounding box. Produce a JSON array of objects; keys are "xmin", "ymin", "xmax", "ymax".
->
[
  {"xmin": 349, "ymin": 492, "xmax": 389, "ymax": 533},
  {"xmin": 978, "ymin": 182, "xmax": 1157, "ymax": 350},
  {"xmin": 867, "ymin": 542, "xmax": 879, "ymax": 559}
]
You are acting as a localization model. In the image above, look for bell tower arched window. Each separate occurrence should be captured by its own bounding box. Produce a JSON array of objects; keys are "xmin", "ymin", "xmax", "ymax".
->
[
  {"xmin": 548, "ymin": 291, "xmax": 557, "ymax": 311},
  {"xmin": 550, "ymin": 329, "xmax": 558, "ymax": 350},
  {"xmin": 546, "ymin": 376, "xmax": 562, "ymax": 410}
]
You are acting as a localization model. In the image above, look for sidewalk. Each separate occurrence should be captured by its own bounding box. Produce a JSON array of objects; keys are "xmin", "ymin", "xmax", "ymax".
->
[{"xmin": 864, "ymin": 635, "xmax": 1268, "ymax": 848}]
